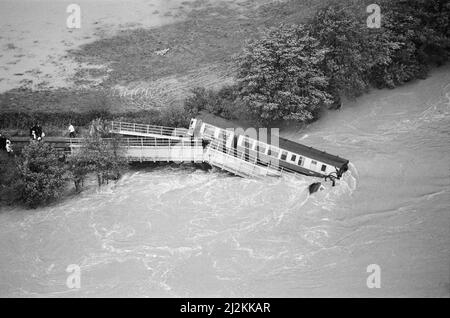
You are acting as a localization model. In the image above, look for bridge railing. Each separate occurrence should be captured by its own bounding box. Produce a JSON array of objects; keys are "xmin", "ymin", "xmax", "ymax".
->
[
  {"xmin": 121, "ymin": 137, "xmax": 203, "ymax": 149},
  {"xmin": 207, "ymin": 139, "xmax": 307, "ymax": 178},
  {"xmin": 110, "ymin": 121, "xmax": 188, "ymax": 138},
  {"xmin": 68, "ymin": 137, "xmax": 205, "ymax": 162},
  {"xmin": 68, "ymin": 137, "xmax": 203, "ymax": 148},
  {"xmin": 67, "ymin": 136, "xmax": 306, "ymax": 178}
]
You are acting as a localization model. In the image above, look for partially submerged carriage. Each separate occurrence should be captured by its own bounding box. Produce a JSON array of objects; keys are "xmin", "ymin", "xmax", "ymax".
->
[{"xmin": 188, "ymin": 118, "xmax": 349, "ymax": 181}]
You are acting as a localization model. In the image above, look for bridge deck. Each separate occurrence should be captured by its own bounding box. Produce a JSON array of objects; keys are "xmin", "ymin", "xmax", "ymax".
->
[
  {"xmin": 110, "ymin": 121, "xmax": 292, "ymax": 178},
  {"xmin": 110, "ymin": 121, "xmax": 188, "ymax": 140},
  {"xmin": 70, "ymin": 137, "xmax": 206, "ymax": 163},
  {"xmin": 8, "ymin": 121, "xmax": 307, "ymax": 179},
  {"xmin": 204, "ymin": 139, "xmax": 286, "ymax": 178}
]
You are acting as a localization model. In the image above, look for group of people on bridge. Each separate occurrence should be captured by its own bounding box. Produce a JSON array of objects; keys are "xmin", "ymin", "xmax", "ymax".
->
[
  {"xmin": 29, "ymin": 123, "xmax": 45, "ymax": 141},
  {"xmin": 0, "ymin": 122, "xmax": 77, "ymax": 155},
  {"xmin": 28, "ymin": 122, "xmax": 76, "ymax": 140}
]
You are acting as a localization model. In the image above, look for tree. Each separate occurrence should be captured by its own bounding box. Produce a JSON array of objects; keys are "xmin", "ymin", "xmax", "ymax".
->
[
  {"xmin": 369, "ymin": 0, "xmax": 450, "ymax": 88},
  {"xmin": 84, "ymin": 134, "xmax": 126, "ymax": 187},
  {"xmin": 67, "ymin": 120, "xmax": 126, "ymax": 191},
  {"xmin": 16, "ymin": 142, "xmax": 67, "ymax": 208},
  {"xmin": 309, "ymin": 3, "xmax": 398, "ymax": 98},
  {"xmin": 236, "ymin": 24, "xmax": 332, "ymax": 123},
  {"xmin": 184, "ymin": 87, "xmax": 210, "ymax": 117},
  {"xmin": 160, "ymin": 104, "xmax": 191, "ymax": 128},
  {"xmin": 183, "ymin": 85, "xmax": 241, "ymax": 120},
  {"xmin": 66, "ymin": 149, "xmax": 92, "ymax": 193}
]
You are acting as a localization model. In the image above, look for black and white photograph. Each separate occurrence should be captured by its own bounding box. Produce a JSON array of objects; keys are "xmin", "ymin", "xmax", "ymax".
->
[{"xmin": 0, "ymin": 0, "xmax": 449, "ymax": 300}]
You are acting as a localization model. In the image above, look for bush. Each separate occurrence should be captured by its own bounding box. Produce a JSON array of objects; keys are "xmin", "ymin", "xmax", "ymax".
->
[
  {"xmin": 309, "ymin": 3, "xmax": 398, "ymax": 98},
  {"xmin": 66, "ymin": 151, "xmax": 91, "ymax": 193},
  {"xmin": 67, "ymin": 121, "xmax": 127, "ymax": 191},
  {"xmin": 309, "ymin": 0, "xmax": 450, "ymax": 93},
  {"xmin": 369, "ymin": 0, "xmax": 450, "ymax": 88},
  {"xmin": 184, "ymin": 85, "xmax": 242, "ymax": 120},
  {"xmin": 160, "ymin": 104, "xmax": 191, "ymax": 128},
  {"xmin": 0, "ymin": 108, "xmax": 193, "ymax": 136},
  {"xmin": 184, "ymin": 87, "xmax": 210, "ymax": 117},
  {"xmin": 16, "ymin": 142, "xmax": 67, "ymax": 208},
  {"xmin": 0, "ymin": 111, "xmax": 114, "ymax": 134}
]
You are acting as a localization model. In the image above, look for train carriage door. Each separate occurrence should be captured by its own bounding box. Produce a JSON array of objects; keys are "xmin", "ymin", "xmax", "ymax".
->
[
  {"xmin": 217, "ymin": 130, "xmax": 227, "ymax": 153},
  {"xmin": 225, "ymin": 130, "xmax": 234, "ymax": 150},
  {"xmin": 310, "ymin": 160, "xmax": 318, "ymax": 171},
  {"xmin": 187, "ymin": 119, "xmax": 196, "ymax": 136},
  {"xmin": 194, "ymin": 119, "xmax": 203, "ymax": 137},
  {"xmin": 242, "ymin": 136, "xmax": 253, "ymax": 161},
  {"xmin": 232, "ymin": 135, "xmax": 239, "ymax": 157}
]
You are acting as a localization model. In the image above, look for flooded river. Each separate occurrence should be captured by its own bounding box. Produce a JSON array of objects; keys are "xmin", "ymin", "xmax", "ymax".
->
[{"xmin": 0, "ymin": 66, "xmax": 449, "ymax": 297}]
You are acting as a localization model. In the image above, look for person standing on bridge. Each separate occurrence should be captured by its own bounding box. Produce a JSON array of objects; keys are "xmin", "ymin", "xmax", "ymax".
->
[
  {"xmin": 30, "ymin": 124, "xmax": 37, "ymax": 140},
  {"xmin": 35, "ymin": 123, "xmax": 44, "ymax": 141},
  {"xmin": 68, "ymin": 123, "xmax": 76, "ymax": 138},
  {"xmin": 0, "ymin": 132, "xmax": 6, "ymax": 151},
  {"xmin": 5, "ymin": 139, "xmax": 13, "ymax": 155}
]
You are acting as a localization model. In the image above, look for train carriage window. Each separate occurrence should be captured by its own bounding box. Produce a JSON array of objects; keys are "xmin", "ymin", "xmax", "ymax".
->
[
  {"xmin": 188, "ymin": 119, "xmax": 195, "ymax": 134},
  {"xmin": 321, "ymin": 164, "xmax": 327, "ymax": 172},
  {"xmin": 298, "ymin": 156, "xmax": 304, "ymax": 166},
  {"xmin": 243, "ymin": 138, "xmax": 253, "ymax": 149},
  {"xmin": 257, "ymin": 143, "xmax": 266, "ymax": 154},
  {"xmin": 281, "ymin": 151, "xmax": 288, "ymax": 161},
  {"xmin": 290, "ymin": 154, "xmax": 297, "ymax": 162},
  {"xmin": 268, "ymin": 148, "xmax": 279, "ymax": 158}
]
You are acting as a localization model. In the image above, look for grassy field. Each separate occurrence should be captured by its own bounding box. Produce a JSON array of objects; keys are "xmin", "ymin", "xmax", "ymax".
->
[
  {"xmin": 0, "ymin": 0, "xmax": 335, "ymax": 117},
  {"xmin": 70, "ymin": 0, "xmax": 326, "ymax": 85}
]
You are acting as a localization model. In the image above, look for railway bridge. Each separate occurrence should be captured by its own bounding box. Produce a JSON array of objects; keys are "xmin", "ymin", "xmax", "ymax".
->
[{"xmin": 10, "ymin": 121, "xmax": 290, "ymax": 179}]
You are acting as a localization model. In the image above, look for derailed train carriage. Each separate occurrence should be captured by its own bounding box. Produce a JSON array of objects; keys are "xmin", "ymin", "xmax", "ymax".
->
[{"xmin": 188, "ymin": 118, "xmax": 349, "ymax": 181}]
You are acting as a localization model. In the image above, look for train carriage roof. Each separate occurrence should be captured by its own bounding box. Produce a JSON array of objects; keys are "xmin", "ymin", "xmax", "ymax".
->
[
  {"xmin": 277, "ymin": 136, "xmax": 349, "ymax": 168},
  {"xmin": 253, "ymin": 133, "xmax": 348, "ymax": 168}
]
